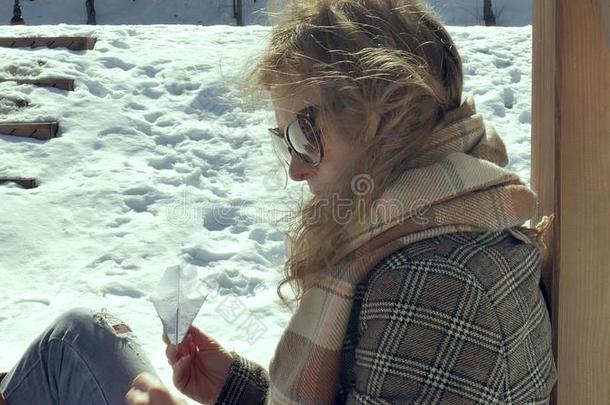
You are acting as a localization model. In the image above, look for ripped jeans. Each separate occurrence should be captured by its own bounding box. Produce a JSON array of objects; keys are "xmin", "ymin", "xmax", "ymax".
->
[{"xmin": 0, "ymin": 308, "xmax": 158, "ymax": 405}]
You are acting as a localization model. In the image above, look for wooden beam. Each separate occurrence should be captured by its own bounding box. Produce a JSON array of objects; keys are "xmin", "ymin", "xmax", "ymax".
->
[
  {"xmin": 533, "ymin": 0, "xmax": 610, "ymax": 404},
  {"xmin": 86, "ymin": 0, "xmax": 97, "ymax": 25},
  {"xmin": 0, "ymin": 37, "xmax": 96, "ymax": 50},
  {"xmin": 596, "ymin": 0, "xmax": 610, "ymax": 45},
  {"xmin": 0, "ymin": 177, "xmax": 37, "ymax": 189},
  {"xmin": 11, "ymin": 0, "xmax": 24, "ymax": 25},
  {"xmin": 0, "ymin": 78, "xmax": 74, "ymax": 91},
  {"xmin": 236, "ymin": 0, "xmax": 243, "ymax": 26},
  {"xmin": 532, "ymin": 1, "xmax": 559, "ymax": 395},
  {"xmin": 0, "ymin": 122, "xmax": 59, "ymax": 140}
]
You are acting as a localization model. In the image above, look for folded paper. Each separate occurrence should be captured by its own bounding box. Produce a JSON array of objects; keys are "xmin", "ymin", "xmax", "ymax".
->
[{"xmin": 151, "ymin": 265, "xmax": 207, "ymax": 345}]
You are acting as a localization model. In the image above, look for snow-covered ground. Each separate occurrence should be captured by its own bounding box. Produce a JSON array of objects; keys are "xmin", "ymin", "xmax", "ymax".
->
[{"xmin": 0, "ymin": 24, "xmax": 532, "ymax": 401}]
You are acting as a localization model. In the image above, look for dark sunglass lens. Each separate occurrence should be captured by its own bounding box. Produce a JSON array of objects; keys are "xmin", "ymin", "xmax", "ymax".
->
[{"xmin": 287, "ymin": 120, "xmax": 320, "ymax": 164}]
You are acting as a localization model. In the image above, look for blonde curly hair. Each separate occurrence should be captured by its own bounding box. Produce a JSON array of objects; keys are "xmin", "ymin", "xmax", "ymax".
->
[{"xmin": 244, "ymin": 0, "xmax": 463, "ymax": 307}]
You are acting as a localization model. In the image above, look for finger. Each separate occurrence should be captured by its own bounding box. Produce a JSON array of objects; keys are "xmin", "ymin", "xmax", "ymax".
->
[
  {"xmin": 177, "ymin": 335, "xmax": 196, "ymax": 357},
  {"xmin": 125, "ymin": 387, "xmax": 150, "ymax": 405},
  {"xmin": 132, "ymin": 372, "xmax": 160, "ymax": 391},
  {"xmin": 147, "ymin": 386, "xmax": 173, "ymax": 405},
  {"xmin": 167, "ymin": 337, "xmax": 192, "ymax": 363},
  {"xmin": 165, "ymin": 343, "xmax": 182, "ymax": 365},
  {"xmin": 171, "ymin": 354, "xmax": 192, "ymax": 390},
  {"xmin": 177, "ymin": 335, "xmax": 192, "ymax": 356},
  {"xmin": 187, "ymin": 325, "xmax": 218, "ymax": 349},
  {"xmin": 162, "ymin": 333, "xmax": 170, "ymax": 345}
]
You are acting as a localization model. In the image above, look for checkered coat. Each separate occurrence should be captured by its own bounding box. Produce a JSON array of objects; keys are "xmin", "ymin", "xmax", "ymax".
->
[{"xmin": 215, "ymin": 229, "xmax": 557, "ymax": 404}]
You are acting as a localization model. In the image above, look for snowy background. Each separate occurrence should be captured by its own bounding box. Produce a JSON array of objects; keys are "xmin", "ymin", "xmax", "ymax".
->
[
  {"xmin": 0, "ymin": 2, "xmax": 532, "ymax": 403},
  {"xmin": 6, "ymin": 0, "xmax": 271, "ymax": 25},
  {"xmin": 427, "ymin": 0, "xmax": 531, "ymax": 26},
  {"xmin": 1, "ymin": 0, "xmax": 532, "ymax": 26}
]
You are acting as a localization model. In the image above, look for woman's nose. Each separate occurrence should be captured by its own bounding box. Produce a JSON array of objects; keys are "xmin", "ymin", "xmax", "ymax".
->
[{"xmin": 288, "ymin": 153, "xmax": 315, "ymax": 182}]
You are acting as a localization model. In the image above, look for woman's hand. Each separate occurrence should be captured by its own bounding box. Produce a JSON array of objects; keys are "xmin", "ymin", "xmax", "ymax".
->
[
  {"xmin": 125, "ymin": 373, "xmax": 186, "ymax": 405},
  {"xmin": 164, "ymin": 326, "xmax": 234, "ymax": 404}
]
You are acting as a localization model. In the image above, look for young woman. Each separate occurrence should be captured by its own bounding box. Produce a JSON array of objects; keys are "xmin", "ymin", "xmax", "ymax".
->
[{"xmin": 0, "ymin": 0, "xmax": 557, "ymax": 404}]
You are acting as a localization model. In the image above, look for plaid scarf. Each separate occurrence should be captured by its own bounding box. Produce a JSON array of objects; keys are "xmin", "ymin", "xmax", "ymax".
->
[{"xmin": 267, "ymin": 97, "xmax": 548, "ymax": 404}]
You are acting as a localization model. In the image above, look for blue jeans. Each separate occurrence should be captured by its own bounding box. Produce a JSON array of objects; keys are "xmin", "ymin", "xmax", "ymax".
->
[{"xmin": 0, "ymin": 308, "xmax": 158, "ymax": 405}]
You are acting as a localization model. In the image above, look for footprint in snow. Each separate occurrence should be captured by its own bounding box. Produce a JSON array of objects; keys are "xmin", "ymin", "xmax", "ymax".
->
[
  {"xmin": 99, "ymin": 56, "xmax": 136, "ymax": 71},
  {"xmin": 102, "ymin": 282, "xmax": 145, "ymax": 298},
  {"xmin": 122, "ymin": 185, "xmax": 164, "ymax": 213},
  {"xmin": 110, "ymin": 39, "xmax": 130, "ymax": 50},
  {"xmin": 13, "ymin": 298, "xmax": 51, "ymax": 306},
  {"xmin": 190, "ymin": 83, "xmax": 234, "ymax": 116},
  {"xmin": 519, "ymin": 110, "xmax": 531, "ymax": 124},
  {"xmin": 139, "ymin": 65, "xmax": 163, "ymax": 78},
  {"xmin": 493, "ymin": 57, "xmax": 512, "ymax": 69},
  {"xmin": 503, "ymin": 88, "xmax": 515, "ymax": 109},
  {"xmin": 87, "ymin": 253, "xmax": 124, "ymax": 269},
  {"xmin": 510, "ymin": 69, "xmax": 522, "ymax": 84},
  {"xmin": 144, "ymin": 111, "xmax": 164, "ymax": 123},
  {"xmin": 107, "ymin": 216, "xmax": 131, "ymax": 228},
  {"xmin": 203, "ymin": 270, "xmax": 265, "ymax": 297}
]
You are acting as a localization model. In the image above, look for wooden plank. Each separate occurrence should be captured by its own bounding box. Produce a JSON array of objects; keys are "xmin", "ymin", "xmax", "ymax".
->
[
  {"xmin": 0, "ymin": 37, "xmax": 96, "ymax": 50},
  {"xmin": 531, "ymin": 3, "xmax": 559, "ymax": 404},
  {"xmin": 0, "ymin": 122, "xmax": 59, "ymax": 140},
  {"xmin": 0, "ymin": 177, "xmax": 37, "ymax": 189},
  {"xmin": 596, "ymin": 0, "xmax": 610, "ymax": 46},
  {"xmin": 557, "ymin": 0, "xmax": 610, "ymax": 401},
  {"xmin": 533, "ymin": 0, "xmax": 610, "ymax": 404},
  {"xmin": 1, "ymin": 78, "xmax": 74, "ymax": 91}
]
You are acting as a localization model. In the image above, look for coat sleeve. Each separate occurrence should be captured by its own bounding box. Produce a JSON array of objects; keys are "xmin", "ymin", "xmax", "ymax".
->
[
  {"xmin": 214, "ymin": 351, "xmax": 269, "ymax": 405},
  {"xmin": 346, "ymin": 258, "xmax": 507, "ymax": 404}
]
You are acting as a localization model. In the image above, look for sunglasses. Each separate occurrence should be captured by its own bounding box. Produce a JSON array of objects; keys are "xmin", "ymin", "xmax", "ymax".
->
[{"xmin": 268, "ymin": 106, "xmax": 324, "ymax": 167}]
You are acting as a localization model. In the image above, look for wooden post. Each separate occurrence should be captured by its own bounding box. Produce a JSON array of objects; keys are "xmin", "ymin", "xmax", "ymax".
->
[
  {"xmin": 532, "ymin": 0, "xmax": 610, "ymax": 404},
  {"xmin": 86, "ymin": 0, "xmax": 96, "ymax": 25},
  {"xmin": 11, "ymin": 0, "xmax": 25, "ymax": 25},
  {"xmin": 531, "ymin": 4, "xmax": 561, "ymax": 401},
  {"xmin": 236, "ymin": 0, "xmax": 243, "ymax": 26},
  {"xmin": 483, "ymin": 0, "xmax": 496, "ymax": 26},
  {"xmin": 597, "ymin": 0, "xmax": 610, "ymax": 44}
]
